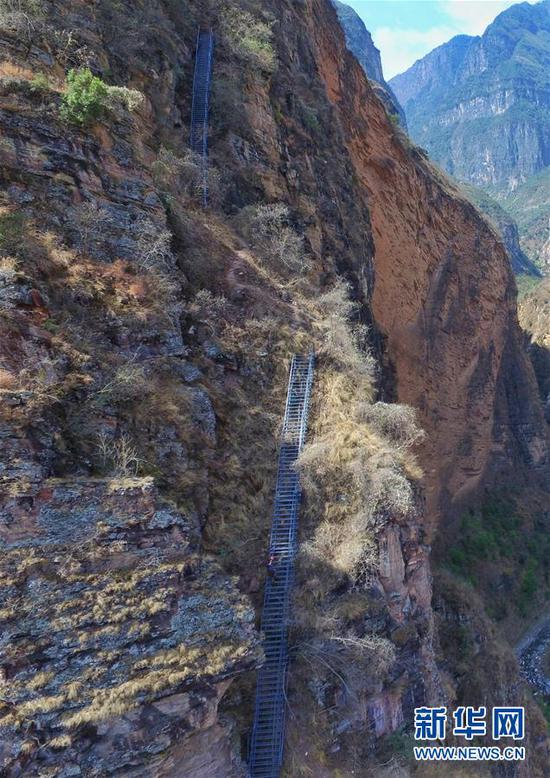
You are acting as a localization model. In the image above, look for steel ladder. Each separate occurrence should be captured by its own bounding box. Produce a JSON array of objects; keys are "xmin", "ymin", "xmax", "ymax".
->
[{"xmin": 249, "ymin": 354, "xmax": 315, "ymax": 777}]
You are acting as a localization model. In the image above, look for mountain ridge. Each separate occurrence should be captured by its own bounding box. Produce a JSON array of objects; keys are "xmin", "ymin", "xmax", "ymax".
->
[
  {"xmin": 332, "ymin": 0, "xmax": 407, "ymax": 127},
  {"xmin": 390, "ymin": 0, "xmax": 550, "ymax": 272}
]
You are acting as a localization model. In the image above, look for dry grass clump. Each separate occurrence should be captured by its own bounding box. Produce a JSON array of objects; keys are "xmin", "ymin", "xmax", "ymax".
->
[
  {"xmin": 297, "ymin": 283, "xmax": 424, "ymax": 584},
  {"xmin": 27, "ymin": 671, "xmax": 54, "ymax": 691},
  {"xmin": 0, "ymin": 545, "xmax": 258, "ymax": 740},
  {"xmin": 298, "ymin": 374, "xmax": 423, "ymax": 581},
  {"xmin": 48, "ymin": 735, "xmax": 71, "ymax": 749},
  {"xmin": 312, "ymin": 282, "xmax": 376, "ymax": 377},
  {"xmin": 60, "ymin": 637, "xmax": 252, "ymax": 729}
]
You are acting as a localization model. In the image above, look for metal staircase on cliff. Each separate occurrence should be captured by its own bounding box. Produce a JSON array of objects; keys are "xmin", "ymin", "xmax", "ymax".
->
[
  {"xmin": 249, "ymin": 354, "xmax": 315, "ymax": 778},
  {"xmin": 189, "ymin": 28, "xmax": 214, "ymax": 207}
]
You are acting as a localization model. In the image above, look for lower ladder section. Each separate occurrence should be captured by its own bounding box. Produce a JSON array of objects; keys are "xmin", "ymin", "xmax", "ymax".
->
[{"xmin": 249, "ymin": 354, "xmax": 315, "ymax": 777}]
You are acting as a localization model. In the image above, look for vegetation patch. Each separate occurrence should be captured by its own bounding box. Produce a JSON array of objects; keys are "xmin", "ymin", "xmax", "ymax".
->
[
  {"xmin": 445, "ymin": 494, "xmax": 550, "ymax": 618},
  {"xmin": 219, "ymin": 2, "xmax": 276, "ymax": 74},
  {"xmin": 60, "ymin": 68, "xmax": 143, "ymax": 126}
]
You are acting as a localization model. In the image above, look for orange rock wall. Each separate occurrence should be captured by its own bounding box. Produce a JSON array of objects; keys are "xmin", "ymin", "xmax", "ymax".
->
[{"xmin": 304, "ymin": 0, "xmax": 548, "ymax": 532}]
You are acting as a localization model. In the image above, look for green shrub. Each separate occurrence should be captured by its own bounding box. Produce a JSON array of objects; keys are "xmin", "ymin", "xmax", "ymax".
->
[
  {"xmin": 30, "ymin": 72, "xmax": 49, "ymax": 93},
  {"xmin": 61, "ymin": 68, "xmax": 108, "ymax": 126},
  {"xmin": 445, "ymin": 494, "xmax": 549, "ymax": 616},
  {"xmin": 301, "ymin": 105, "xmax": 320, "ymax": 133},
  {"xmin": 538, "ymin": 699, "xmax": 550, "ymax": 732},
  {"xmin": 211, "ymin": 76, "xmax": 247, "ymax": 134},
  {"xmin": 60, "ymin": 69, "xmax": 144, "ymax": 126}
]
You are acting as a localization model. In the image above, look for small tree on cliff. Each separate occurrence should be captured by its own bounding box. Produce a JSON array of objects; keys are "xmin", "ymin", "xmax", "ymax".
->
[
  {"xmin": 60, "ymin": 68, "xmax": 144, "ymax": 126},
  {"xmin": 61, "ymin": 68, "xmax": 108, "ymax": 126}
]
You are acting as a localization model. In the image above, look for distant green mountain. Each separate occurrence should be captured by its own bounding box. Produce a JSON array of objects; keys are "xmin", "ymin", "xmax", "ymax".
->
[
  {"xmin": 502, "ymin": 167, "xmax": 550, "ymax": 269},
  {"xmin": 332, "ymin": 1, "xmax": 406, "ymax": 127},
  {"xmin": 390, "ymin": 0, "xmax": 550, "ymax": 273},
  {"xmin": 459, "ymin": 183, "xmax": 541, "ymax": 275}
]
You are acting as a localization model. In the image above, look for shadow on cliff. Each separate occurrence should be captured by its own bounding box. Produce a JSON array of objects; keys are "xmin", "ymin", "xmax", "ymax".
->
[{"xmin": 528, "ymin": 341, "xmax": 550, "ymax": 425}]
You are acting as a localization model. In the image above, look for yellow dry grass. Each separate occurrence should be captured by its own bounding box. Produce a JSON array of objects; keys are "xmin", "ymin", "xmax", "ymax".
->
[{"xmin": 298, "ymin": 367, "xmax": 423, "ymax": 582}]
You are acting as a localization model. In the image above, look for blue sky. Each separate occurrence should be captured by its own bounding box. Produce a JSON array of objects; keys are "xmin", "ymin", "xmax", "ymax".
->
[{"xmin": 344, "ymin": 1, "xmax": 519, "ymax": 79}]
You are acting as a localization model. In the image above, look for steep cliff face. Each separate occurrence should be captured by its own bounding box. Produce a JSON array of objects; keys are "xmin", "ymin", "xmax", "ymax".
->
[
  {"xmin": 331, "ymin": 0, "xmax": 407, "ymax": 128},
  {"xmin": 503, "ymin": 167, "xmax": 550, "ymax": 271},
  {"xmin": 520, "ymin": 278, "xmax": 550, "ymax": 419},
  {"xmin": 459, "ymin": 182, "xmax": 541, "ymax": 276},
  {"xmin": 0, "ymin": 0, "xmax": 548, "ymax": 775},
  {"xmin": 304, "ymin": 0, "xmax": 548, "ymax": 532},
  {"xmin": 390, "ymin": 0, "xmax": 550, "ymax": 271},
  {"xmin": 0, "ymin": 2, "xmax": 266, "ymax": 774}
]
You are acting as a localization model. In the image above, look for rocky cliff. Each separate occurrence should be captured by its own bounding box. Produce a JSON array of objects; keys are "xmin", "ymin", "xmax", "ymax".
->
[
  {"xmin": 520, "ymin": 278, "xmax": 550, "ymax": 419},
  {"xmin": 458, "ymin": 182, "xmax": 542, "ymax": 276},
  {"xmin": 390, "ymin": 0, "xmax": 550, "ymax": 271},
  {"xmin": 331, "ymin": 0, "xmax": 407, "ymax": 128},
  {"xmin": 0, "ymin": 0, "xmax": 548, "ymax": 775},
  {"xmin": 307, "ymin": 1, "xmax": 548, "ymax": 528}
]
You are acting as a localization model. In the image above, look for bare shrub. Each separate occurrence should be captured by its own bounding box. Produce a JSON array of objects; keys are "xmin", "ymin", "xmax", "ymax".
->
[
  {"xmin": 16, "ymin": 356, "xmax": 63, "ymax": 402},
  {"xmin": 152, "ymin": 147, "xmax": 222, "ymax": 205},
  {"xmin": 192, "ymin": 289, "xmax": 231, "ymax": 319},
  {"xmin": 68, "ymin": 201, "xmax": 113, "ymax": 254},
  {"xmin": 0, "ymin": 0, "xmax": 43, "ymax": 40},
  {"xmin": 97, "ymin": 433, "xmax": 142, "ymax": 477},
  {"xmin": 127, "ymin": 216, "xmax": 181, "ymax": 321},
  {"xmin": 365, "ymin": 464, "xmax": 415, "ymax": 519},
  {"xmin": 298, "ymin": 361, "xmax": 423, "ymax": 586},
  {"xmin": 328, "ymin": 634, "xmax": 396, "ymax": 675},
  {"xmin": 152, "ymin": 147, "xmax": 197, "ymax": 193},
  {"xmin": 132, "ymin": 216, "xmax": 173, "ymax": 273},
  {"xmin": 50, "ymin": 29, "xmax": 93, "ymax": 69},
  {"xmin": 299, "ymin": 632, "xmax": 396, "ymax": 691},
  {"xmin": 95, "ymin": 361, "xmax": 149, "ymax": 404},
  {"xmin": 104, "ymin": 85, "xmax": 144, "ymax": 115},
  {"xmin": 236, "ymin": 203, "xmax": 309, "ymax": 274}
]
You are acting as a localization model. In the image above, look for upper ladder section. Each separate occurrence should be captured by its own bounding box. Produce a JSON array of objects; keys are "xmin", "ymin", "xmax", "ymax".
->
[
  {"xmin": 249, "ymin": 354, "xmax": 315, "ymax": 778},
  {"xmin": 189, "ymin": 28, "xmax": 214, "ymax": 207}
]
